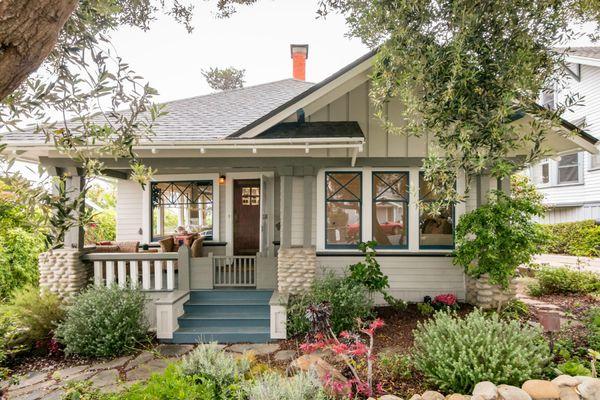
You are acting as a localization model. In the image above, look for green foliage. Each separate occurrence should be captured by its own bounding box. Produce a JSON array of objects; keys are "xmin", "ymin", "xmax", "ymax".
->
[
  {"xmin": 179, "ymin": 343, "xmax": 250, "ymax": 387},
  {"xmin": 541, "ymin": 220, "xmax": 599, "ymax": 256},
  {"xmin": 413, "ymin": 309, "xmax": 549, "ymax": 393},
  {"xmin": 84, "ymin": 210, "xmax": 116, "ymax": 244},
  {"xmin": 61, "ymin": 381, "xmax": 106, "ymax": 400},
  {"xmin": 378, "ymin": 353, "xmax": 413, "ymax": 381},
  {"xmin": 56, "ymin": 285, "xmax": 148, "ymax": 357},
  {"xmin": 497, "ymin": 300, "xmax": 530, "ymax": 321},
  {"xmin": 454, "ymin": 191, "xmax": 547, "ymax": 288},
  {"xmin": 529, "ymin": 267, "xmax": 600, "ymax": 296},
  {"xmin": 287, "ymin": 272, "xmax": 374, "ymax": 335},
  {"xmin": 201, "ymin": 67, "xmax": 246, "ymax": 91},
  {"xmin": 0, "ymin": 227, "xmax": 46, "ymax": 300},
  {"xmin": 417, "ymin": 303, "xmax": 434, "ymax": 317},
  {"xmin": 244, "ymin": 371, "xmax": 329, "ymax": 400},
  {"xmin": 0, "ymin": 312, "xmax": 23, "ymax": 366},
  {"xmin": 1, "ymin": 286, "xmax": 64, "ymax": 349},
  {"xmin": 555, "ymin": 360, "xmax": 592, "ymax": 377},
  {"xmin": 115, "ymin": 364, "xmax": 230, "ymax": 400},
  {"xmin": 587, "ymin": 308, "xmax": 600, "ymax": 352}
]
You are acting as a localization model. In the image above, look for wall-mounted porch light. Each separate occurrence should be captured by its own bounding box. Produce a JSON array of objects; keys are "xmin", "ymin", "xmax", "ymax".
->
[{"xmin": 219, "ymin": 175, "xmax": 226, "ymax": 185}]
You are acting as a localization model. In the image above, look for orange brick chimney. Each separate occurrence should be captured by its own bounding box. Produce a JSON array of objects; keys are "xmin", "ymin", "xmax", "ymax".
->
[{"xmin": 290, "ymin": 44, "xmax": 308, "ymax": 81}]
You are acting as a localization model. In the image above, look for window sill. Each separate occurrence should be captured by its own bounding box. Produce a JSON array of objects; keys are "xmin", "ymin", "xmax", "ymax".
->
[{"xmin": 537, "ymin": 182, "xmax": 584, "ymax": 189}]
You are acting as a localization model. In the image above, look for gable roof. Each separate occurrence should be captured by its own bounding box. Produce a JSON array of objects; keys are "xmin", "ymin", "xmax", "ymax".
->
[
  {"xmin": 257, "ymin": 121, "xmax": 364, "ymax": 139},
  {"xmin": 563, "ymin": 46, "xmax": 600, "ymax": 60},
  {"xmin": 1, "ymin": 79, "xmax": 314, "ymax": 145}
]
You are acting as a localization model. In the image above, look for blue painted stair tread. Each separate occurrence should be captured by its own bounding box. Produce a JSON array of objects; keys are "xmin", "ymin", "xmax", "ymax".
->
[{"xmin": 170, "ymin": 290, "xmax": 272, "ymax": 344}]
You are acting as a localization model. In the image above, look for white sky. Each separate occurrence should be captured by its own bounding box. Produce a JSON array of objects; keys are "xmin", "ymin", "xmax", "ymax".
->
[{"xmin": 110, "ymin": 0, "xmax": 369, "ymax": 102}]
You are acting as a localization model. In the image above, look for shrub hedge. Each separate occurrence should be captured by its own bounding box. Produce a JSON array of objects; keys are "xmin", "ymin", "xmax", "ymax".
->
[
  {"xmin": 540, "ymin": 219, "xmax": 600, "ymax": 257},
  {"xmin": 528, "ymin": 267, "xmax": 600, "ymax": 296}
]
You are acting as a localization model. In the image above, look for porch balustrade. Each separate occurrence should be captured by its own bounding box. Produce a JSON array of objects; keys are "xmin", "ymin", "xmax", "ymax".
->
[
  {"xmin": 212, "ymin": 255, "xmax": 257, "ymax": 287},
  {"xmin": 83, "ymin": 246, "xmax": 190, "ymax": 291}
]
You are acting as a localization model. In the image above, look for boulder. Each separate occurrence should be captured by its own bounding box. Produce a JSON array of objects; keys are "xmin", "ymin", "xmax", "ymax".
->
[
  {"xmin": 409, "ymin": 395, "xmax": 423, "ymax": 400},
  {"xmin": 558, "ymin": 387, "xmax": 579, "ymax": 400},
  {"xmin": 578, "ymin": 378, "xmax": 600, "ymax": 400},
  {"xmin": 474, "ymin": 381, "xmax": 498, "ymax": 400},
  {"xmin": 497, "ymin": 384, "xmax": 532, "ymax": 400},
  {"xmin": 447, "ymin": 394, "xmax": 469, "ymax": 400},
  {"xmin": 551, "ymin": 376, "xmax": 580, "ymax": 388},
  {"xmin": 422, "ymin": 391, "xmax": 445, "ymax": 400},
  {"xmin": 379, "ymin": 396, "xmax": 403, "ymax": 400},
  {"xmin": 521, "ymin": 380, "xmax": 560, "ymax": 400},
  {"xmin": 288, "ymin": 354, "xmax": 346, "ymax": 384}
]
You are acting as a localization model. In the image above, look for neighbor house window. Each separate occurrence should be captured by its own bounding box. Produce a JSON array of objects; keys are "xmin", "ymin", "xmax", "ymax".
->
[
  {"xmin": 591, "ymin": 154, "xmax": 600, "ymax": 170},
  {"xmin": 557, "ymin": 153, "xmax": 580, "ymax": 184},
  {"xmin": 325, "ymin": 172, "xmax": 362, "ymax": 247},
  {"xmin": 151, "ymin": 181, "xmax": 213, "ymax": 241},
  {"xmin": 541, "ymin": 161, "xmax": 550, "ymax": 184},
  {"xmin": 419, "ymin": 173, "xmax": 454, "ymax": 249},
  {"xmin": 372, "ymin": 172, "xmax": 409, "ymax": 248}
]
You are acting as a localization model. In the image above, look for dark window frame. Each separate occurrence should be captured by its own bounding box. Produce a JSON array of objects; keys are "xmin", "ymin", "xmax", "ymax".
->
[
  {"xmin": 418, "ymin": 172, "xmax": 455, "ymax": 250},
  {"xmin": 150, "ymin": 180, "xmax": 214, "ymax": 243},
  {"xmin": 372, "ymin": 171, "xmax": 409, "ymax": 249},
  {"xmin": 324, "ymin": 171, "xmax": 363, "ymax": 249}
]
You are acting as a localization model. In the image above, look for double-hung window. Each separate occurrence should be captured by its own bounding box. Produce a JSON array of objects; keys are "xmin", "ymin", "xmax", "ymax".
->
[
  {"xmin": 151, "ymin": 181, "xmax": 213, "ymax": 242},
  {"xmin": 557, "ymin": 153, "xmax": 580, "ymax": 184},
  {"xmin": 325, "ymin": 172, "xmax": 362, "ymax": 248},
  {"xmin": 418, "ymin": 173, "xmax": 454, "ymax": 249},
  {"xmin": 372, "ymin": 172, "xmax": 409, "ymax": 248}
]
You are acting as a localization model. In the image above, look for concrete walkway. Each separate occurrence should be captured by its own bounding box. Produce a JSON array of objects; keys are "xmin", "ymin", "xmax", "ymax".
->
[{"xmin": 531, "ymin": 254, "xmax": 600, "ymax": 274}]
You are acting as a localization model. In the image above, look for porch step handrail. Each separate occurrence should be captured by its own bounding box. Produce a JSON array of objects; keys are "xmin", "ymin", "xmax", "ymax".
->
[
  {"xmin": 83, "ymin": 248, "xmax": 189, "ymax": 292},
  {"xmin": 212, "ymin": 255, "xmax": 256, "ymax": 287}
]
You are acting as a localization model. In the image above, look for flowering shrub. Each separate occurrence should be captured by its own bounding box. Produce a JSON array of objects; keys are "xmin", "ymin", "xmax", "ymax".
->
[
  {"xmin": 432, "ymin": 293, "xmax": 458, "ymax": 310},
  {"xmin": 300, "ymin": 310, "xmax": 385, "ymax": 398}
]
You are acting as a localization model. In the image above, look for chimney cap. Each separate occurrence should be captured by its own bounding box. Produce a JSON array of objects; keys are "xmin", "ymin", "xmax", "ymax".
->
[{"xmin": 290, "ymin": 44, "xmax": 309, "ymax": 59}]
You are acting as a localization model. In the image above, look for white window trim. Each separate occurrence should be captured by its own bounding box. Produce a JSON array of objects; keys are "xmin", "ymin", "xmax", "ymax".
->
[
  {"xmin": 556, "ymin": 152, "xmax": 584, "ymax": 186},
  {"xmin": 142, "ymin": 173, "xmax": 220, "ymax": 244},
  {"xmin": 316, "ymin": 167, "xmax": 467, "ymax": 253}
]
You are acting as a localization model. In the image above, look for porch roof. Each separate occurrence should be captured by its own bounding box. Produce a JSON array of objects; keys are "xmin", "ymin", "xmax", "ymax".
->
[{"xmin": 256, "ymin": 121, "xmax": 364, "ymax": 139}]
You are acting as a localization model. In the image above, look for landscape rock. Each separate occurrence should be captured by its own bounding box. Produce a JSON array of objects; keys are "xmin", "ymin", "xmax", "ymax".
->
[
  {"xmin": 422, "ymin": 390, "xmax": 445, "ymax": 400},
  {"xmin": 227, "ymin": 343, "xmax": 280, "ymax": 356},
  {"xmin": 474, "ymin": 381, "xmax": 498, "ymax": 400},
  {"xmin": 447, "ymin": 394, "xmax": 469, "ymax": 400},
  {"xmin": 10, "ymin": 372, "xmax": 48, "ymax": 390},
  {"xmin": 578, "ymin": 378, "xmax": 600, "ymax": 400},
  {"xmin": 274, "ymin": 350, "xmax": 297, "ymax": 362},
  {"xmin": 552, "ymin": 376, "xmax": 580, "ymax": 388},
  {"xmin": 498, "ymin": 384, "xmax": 532, "ymax": 400},
  {"xmin": 522, "ymin": 380, "xmax": 560, "ymax": 400},
  {"xmin": 558, "ymin": 387, "xmax": 579, "ymax": 400},
  {"xmin": 409, "ymin": 394, "xmax": 423, "ymax": 400},
  {"xmin": 126, "ymin": 358, "xmax": 169, "ymax": 382},
  {"xmin": 379, "ymin": 395, "xmax": 403, "ymax": 400},
  {"xmin": 52, "ymin": 365, "xmax": 89, "ymax": 380},
  {"xmin": 127, "ymin": 350, "xmax": 155, "ymax": 369},
  {"xmin": 90, "ymin": 355, "xmax": 131, "ymax": 370},
  {"xmin": 89, "ymin": 369, "xmax": 119, "ymax": 388},
  {"xmin": 288, "ymin": 354, "xmax": 346, "ymax": 383}
]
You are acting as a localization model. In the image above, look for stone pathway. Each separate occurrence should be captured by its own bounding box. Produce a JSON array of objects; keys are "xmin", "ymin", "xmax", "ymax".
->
[{"xmin": 3, "ymin": 342, "xmax": 284, "ymax": 399}]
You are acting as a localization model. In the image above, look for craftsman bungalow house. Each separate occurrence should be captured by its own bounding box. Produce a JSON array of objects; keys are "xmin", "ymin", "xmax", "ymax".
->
[{"xmin": 3, "ymin": 45, "xmax": 597, "ymax": 343}]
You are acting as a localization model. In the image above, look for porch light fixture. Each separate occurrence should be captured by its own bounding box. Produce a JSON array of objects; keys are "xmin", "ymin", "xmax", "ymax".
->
[
  {"xmin": 151, "ymin": 148, "xmax": 158, "ymax": 154},
  {"xmin": 219, "ymin": 175, "xmax": 226, "ymax": 185},
  {"xmin": 200, "ymin": 147, "xmax": 206, "ymax": 154},
  {"xmin": 252, "ymin": 147, "xmax": 257, "ymax": 154}
]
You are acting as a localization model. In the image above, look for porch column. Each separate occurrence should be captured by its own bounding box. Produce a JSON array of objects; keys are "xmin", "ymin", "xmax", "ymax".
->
[
  {"xmin": 276, "ymin": 167, "xmax": 317, "ymax": 295},
  {"xmin": 38, "ymin": 166, "xmax": 90, "ymax": 300}
]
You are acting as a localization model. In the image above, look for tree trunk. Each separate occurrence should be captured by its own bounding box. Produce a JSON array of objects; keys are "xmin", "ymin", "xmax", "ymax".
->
[{"xmin": 0, "ymin": 0, "xmax": 77, "ymax": 101}]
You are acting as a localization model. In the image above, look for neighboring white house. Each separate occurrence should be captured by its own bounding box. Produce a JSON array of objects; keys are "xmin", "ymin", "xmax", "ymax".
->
[
  {"xmin": 3, "ymin": 45, "xmax": 597, "ymax": 343},
  {"xmin": 529, "ymin": 47, "xmax": 600, "ymax": 223}
]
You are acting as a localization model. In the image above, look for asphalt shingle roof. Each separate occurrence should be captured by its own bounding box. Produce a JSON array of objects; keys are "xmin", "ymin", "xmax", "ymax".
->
[{"xmin": 2, "ymin": 78, "xmax": 315, "ymax": 144}]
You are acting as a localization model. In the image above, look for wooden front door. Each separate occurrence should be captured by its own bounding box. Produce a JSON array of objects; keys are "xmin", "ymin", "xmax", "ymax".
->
[{"xmin": 233, "ymin": 179, "xmax": 261, "ymax": 255}]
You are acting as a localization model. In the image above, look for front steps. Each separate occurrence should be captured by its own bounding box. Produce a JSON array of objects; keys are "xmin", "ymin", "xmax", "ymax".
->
[{"xmin": 171, "ymin": 290, "xmax": 272, "ymax": 344}]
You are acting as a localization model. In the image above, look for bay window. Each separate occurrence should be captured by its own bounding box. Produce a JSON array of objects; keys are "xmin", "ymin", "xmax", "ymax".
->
[
  {"xmin": 372, "ymin": 172, "xmax": 409, "ymax": 248},
  {"xmin": 325, "ymin": 172, "xmax": 362, "ymax": 247},
  {"xmin": 151, "ymin": 181, "xmax": 213, "ymax": 241},
  {"xmin": 419, "ymin": 173, "xmax": 454, "ymax": 249}
]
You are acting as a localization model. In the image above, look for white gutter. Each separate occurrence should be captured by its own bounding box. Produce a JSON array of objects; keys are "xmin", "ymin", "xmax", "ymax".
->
[
  {"xmin": 565, "ymin": 55, "xmax": 600, "ymax": 68},
  {"xmin": 4, "ymin": 136, "xmax": 365, "ymax": 149}
]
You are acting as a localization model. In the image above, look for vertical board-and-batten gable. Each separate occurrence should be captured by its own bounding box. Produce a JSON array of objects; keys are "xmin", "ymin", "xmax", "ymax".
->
[{"xmin": 304, "ymin": 81, "xmax": 430, "ymax": 159}]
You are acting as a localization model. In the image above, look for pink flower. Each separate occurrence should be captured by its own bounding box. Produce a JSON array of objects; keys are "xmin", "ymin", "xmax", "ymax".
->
[
  {"xmin": 332, "ymin": 342, "xmax": 350, "ymax": 354},
  {"xmin": 433, "ymin": 293, "xmax": 457, "ymax": 306}
]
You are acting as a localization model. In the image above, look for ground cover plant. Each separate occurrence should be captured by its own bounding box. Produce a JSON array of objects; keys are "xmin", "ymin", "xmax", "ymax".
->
[{"xmin": 55, "ymin": 285, "xmax": 148, "ymax": 357}]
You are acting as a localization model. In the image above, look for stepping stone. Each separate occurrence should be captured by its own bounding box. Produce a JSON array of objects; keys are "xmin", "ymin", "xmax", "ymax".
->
[
  {"xmin": 155, "ymin": 344, "xmax": 194, "ymax": 358},
  {"xmin": 227, "ymin": 343, "xmax": 280, "ymax": 356},
  {"xmin": 43, "ymin": 389, "xmax": 66, "ymax": 400},
  {"xmin": 102, "ymin": 380, "xmax": 140, "ymax": 394},
  {"xmin": 274, "ymin": 350, "xmax": 296, "ymax": 362},
  {"xmin": 61, "ymin": 370, "xmax": 96, "ymax": 383},
  {"xmin": 52, "ymin": 365, "xmax": 89, "ymax": 380},
  {"xmin": 10, "ymin": 372, "xmax": 47, "ymax": 390},
  {"xmin": 126, "ymin": 350, "xmax": 155, "ymax": 370},
  {"xmin": 126, "ymin": 359, "xmax": 169, "ymax": 382},
  {"xmin": 90, "ymin": 355, "xmax": 132, "ymax": 371},
  {"xmin": 89, "ymin": 369, "xmax": 119, "ymax": 388},
  {"xmin": 7, "ymin": 379, "xmax": 55, "ymax": 398}
]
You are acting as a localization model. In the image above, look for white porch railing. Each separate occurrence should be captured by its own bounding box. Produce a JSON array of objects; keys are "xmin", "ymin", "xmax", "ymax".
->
[
  {"xmin": 83, "ymin": 252, "xmax": 182, "ymax": 291},
  {"xmin": 213, "ymin": 255, "xmax": 256, "ymax": 287}
]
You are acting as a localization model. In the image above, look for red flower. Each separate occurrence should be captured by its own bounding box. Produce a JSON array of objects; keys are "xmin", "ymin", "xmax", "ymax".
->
[{"xmin": 433, "ymin": 293, "xmax": 457, "ymax": 306}]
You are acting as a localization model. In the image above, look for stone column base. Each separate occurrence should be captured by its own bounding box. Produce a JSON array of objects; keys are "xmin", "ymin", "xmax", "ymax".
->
[
  {"xmin": 39, "ymin": 249, "xmax": 91, "ymax": 300},
  {"xmin": 277, "ymin": 247, "xmax": 317, "ymax": 295},
  {"xmin": 466, "ymin": 274, "xmax": 517, "ymax": 309}
]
